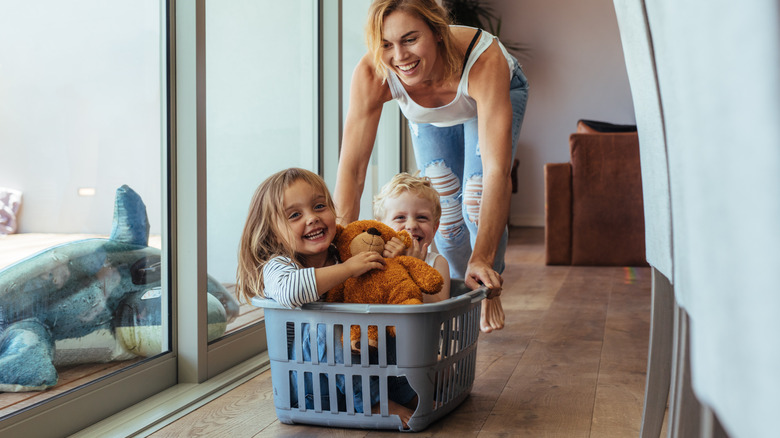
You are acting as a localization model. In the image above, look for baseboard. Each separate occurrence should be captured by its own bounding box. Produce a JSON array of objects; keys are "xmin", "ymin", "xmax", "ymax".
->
[{"xmin": 510, "ymin": 214, "xmax": 544, "ymax": 227}]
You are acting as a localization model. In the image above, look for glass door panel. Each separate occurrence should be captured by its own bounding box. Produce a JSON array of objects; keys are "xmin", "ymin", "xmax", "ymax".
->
[
  {"xmin": 206, "ymin": 0, "xmax": 317, "ymax": 338},
  {"xmin": 0, "ymin": 0, "xmax": 168, "ymax": 420},
  {"xmin": 342, "ymin": 0, "xmax": 402, "ymax": 219}
]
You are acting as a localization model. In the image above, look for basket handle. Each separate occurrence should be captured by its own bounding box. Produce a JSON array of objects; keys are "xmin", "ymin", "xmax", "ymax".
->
[{"xmin": 468, "ymin": 288, "xmax": 488, "ymax": 303}]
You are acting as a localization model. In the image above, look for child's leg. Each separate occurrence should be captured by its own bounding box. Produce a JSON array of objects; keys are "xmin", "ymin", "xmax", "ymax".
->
[{"xmin": 289, "ymin": 323, "xmax": 332, "ymax": 409}]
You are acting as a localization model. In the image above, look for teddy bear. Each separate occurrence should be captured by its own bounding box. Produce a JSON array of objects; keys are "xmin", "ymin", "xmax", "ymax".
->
[{"xmin": 324, "ymin": 219, "xmax": 443, "ymax": 352}]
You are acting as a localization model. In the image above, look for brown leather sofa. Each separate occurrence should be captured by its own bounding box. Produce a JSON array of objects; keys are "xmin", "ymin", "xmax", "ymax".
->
[{"xmin": 544, "ymin": 120, "xmax": 648, "ymax": 266}]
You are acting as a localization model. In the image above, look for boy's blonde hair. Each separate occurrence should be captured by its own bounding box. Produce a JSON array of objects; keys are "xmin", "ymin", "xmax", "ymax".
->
[
  {"xmin": 365, "ymin": 0, "xmax": 460, "ymax": 84},
  {"xmin": 373, "ymin": 172, "xmax": 441, "ymax": 223},
  {"xmin": 235, "ymin": 168, "xmax": 336, "ymax": 304}
]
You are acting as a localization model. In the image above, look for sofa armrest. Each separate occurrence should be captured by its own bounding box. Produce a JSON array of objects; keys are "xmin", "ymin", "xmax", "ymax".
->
[
  {"xmin": 544, "ymin": 162, "xmax": 573, "ymax": 265},
  {"xmin": 569, "ymin": 132, "xmax": 648, "ymax": 266}
]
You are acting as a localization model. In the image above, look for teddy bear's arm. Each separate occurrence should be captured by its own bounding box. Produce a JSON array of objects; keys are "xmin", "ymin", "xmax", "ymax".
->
[{"xmin": 395, "ymin": 255, "xmax": 444, "ymax": 294}]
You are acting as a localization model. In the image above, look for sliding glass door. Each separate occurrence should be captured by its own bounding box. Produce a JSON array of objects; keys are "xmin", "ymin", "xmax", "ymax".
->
[
  {"xmin": 0, "ymin": 0, "xmax": 173, "ymax": 434},
  {"xmin": 205, "ymin": 0, "xmax": 317, "ymax": 342},
  {"xmin": 0, "ymin": 0, "xmax": 337, "ymax": 435}
]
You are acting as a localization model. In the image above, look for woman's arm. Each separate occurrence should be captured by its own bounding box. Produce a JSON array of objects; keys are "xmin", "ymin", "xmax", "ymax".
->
[
  {"xmin": 464, "ymin": 41, "xmax": 515, "ymax": 292},
  {"xmin": 334, "ymin": 55, "xmax": 393, "ymax": 225}
]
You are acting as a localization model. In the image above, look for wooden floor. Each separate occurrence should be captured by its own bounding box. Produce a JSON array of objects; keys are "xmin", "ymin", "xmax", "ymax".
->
[{"xmin": 149, "ymin": 227, "xmax": 653, "ymax": 437}]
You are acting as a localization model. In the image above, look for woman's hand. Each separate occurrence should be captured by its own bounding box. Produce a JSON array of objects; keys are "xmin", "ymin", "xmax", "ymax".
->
[
  {"xmin": 465, "ymin": 260, "xmax": 505, "ymax": 333},
  {"xmin": 464, "ymin": 260, "xmax": 503, "ymax": 298}
]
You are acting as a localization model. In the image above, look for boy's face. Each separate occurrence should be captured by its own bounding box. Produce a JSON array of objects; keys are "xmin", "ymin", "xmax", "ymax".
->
[{"xmin": 380, "ymin": 191, "xmax": 439, "ymax": 246}]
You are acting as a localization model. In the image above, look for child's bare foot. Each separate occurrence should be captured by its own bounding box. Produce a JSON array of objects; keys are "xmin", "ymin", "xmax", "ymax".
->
[
  {"xmin": 373, "ymin": 400, "xmax": 415, "ymax": 429},
  {"xmin": 480, "ymin": 296, "xmax": 505, "ymax": 333}
]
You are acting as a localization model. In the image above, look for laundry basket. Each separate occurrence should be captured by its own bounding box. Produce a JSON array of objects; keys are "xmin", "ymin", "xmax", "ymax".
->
[{"xmin": 252, "ymin": 280, "xmax": 486, "ymax": 432}]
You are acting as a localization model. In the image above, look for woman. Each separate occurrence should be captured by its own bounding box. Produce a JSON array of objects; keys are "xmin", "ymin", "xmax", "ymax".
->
[{"xmin": 334, "ymin": 0, "xmax": 528, "ymax": 333}]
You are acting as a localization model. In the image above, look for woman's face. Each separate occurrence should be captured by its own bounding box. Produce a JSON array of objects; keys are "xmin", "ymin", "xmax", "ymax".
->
[{"xmin": 381, "ymin": 10, "xmax": 441, "ymax": 87}]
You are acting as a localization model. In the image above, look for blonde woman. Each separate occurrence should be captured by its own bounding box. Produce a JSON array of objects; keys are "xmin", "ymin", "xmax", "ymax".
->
[{"xmin": 334, "ymin": 0, "xmax": 528, "ymax": 333}]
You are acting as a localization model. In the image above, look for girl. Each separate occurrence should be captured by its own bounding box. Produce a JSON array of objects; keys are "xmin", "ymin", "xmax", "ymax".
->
[
  {"xmin": 235, "ymin": 167, "xmax": 416, "ymax": 427},
  {"xmin": 236, "ymin": 167, "xmax": 384, "ymax": 308}
]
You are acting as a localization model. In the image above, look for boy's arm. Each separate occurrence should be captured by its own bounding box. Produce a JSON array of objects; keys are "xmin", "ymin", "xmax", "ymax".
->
[{"xmin": 425, "ymin": 255, "xmax": 451, "ymax": 302}]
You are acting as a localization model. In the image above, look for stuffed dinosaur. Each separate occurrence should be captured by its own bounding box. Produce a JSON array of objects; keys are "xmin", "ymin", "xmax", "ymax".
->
[
  {"xmin": 324, "ymin": 219, "xmax": 443, "ymax": 352},
  {"xmin": 0, "ymin": 185, "xmax": 240, "ymax": 392}
]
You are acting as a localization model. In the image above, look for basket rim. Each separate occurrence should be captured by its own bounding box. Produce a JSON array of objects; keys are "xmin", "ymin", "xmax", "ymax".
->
[{"xmin": 251, "ymin": 287, "xmax": 486, "ymax": 313}]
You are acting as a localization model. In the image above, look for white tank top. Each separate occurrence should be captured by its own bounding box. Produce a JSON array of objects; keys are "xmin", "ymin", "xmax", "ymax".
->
[{"xmin": 386, "ymin": 26, "xmax": 516, "ymax": 127}]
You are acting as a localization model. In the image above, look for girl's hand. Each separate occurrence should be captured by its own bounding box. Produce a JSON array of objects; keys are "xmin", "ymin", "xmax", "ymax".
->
[
  {"xmin": 344, "ymin": 251, "xmax": 386, "ymax": 277},
  {"xmin": 382, "ymin": 237, "xmax": 407, "ymax": 258}
]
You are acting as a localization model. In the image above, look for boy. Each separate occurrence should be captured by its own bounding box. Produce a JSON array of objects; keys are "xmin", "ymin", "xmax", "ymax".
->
[{"xmin": 374, "ymin": 173, "xmax": 450, "ymax": 301}]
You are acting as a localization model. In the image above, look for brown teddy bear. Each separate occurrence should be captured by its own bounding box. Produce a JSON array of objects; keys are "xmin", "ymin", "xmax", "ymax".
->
[{"xmin": 324, "ymin": 219, "xmax": 443, "ymax": 352}]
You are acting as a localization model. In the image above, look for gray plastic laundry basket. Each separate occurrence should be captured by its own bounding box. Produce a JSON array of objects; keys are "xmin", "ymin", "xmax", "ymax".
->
[{"xmin": 252, "ymin": 279, "xmax": 486, "ymax": 432}]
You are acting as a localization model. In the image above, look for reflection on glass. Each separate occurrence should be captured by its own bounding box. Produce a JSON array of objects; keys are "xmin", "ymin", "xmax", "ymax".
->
[
  {"xmin": 206, "ymin": 1, "xmax": 317, "ymax": 337},
  {"xmin": 0, "ymin": 0, "xmax": 166, "ymax": 418}
]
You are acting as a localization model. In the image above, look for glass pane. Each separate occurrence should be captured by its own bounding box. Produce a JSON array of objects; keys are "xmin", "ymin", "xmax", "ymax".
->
[
  {"xmin": 342, "ymin": 0, "xmax": 402, "ymax": 219},
  {"xmin": 206, "ymin": 0, "xmax": 317, "ymax": 337},
  {"xmin": 0, "ymin": 0, "xmax": 167, "ymax": 418}
]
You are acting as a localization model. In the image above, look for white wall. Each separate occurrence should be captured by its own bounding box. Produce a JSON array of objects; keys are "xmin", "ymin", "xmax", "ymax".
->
[
  {"xmin": 0, "ymin": 1, "xmax": 163, "ymax": 234},
  {"xmin": 495, "ymin": 0, "xmax": 635, "ymax": 226}
]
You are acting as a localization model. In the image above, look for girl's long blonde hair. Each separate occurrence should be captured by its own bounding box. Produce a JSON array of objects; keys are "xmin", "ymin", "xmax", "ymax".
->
[
  {"xmin": 366, "ymin": 0, "xmax": 460, "ymax": 83},
  {"xmin": 235, "ymin": 168, "xmax": 336, "ymax": 304}
]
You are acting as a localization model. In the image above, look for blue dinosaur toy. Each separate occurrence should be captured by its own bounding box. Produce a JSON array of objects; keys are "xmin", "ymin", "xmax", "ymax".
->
[{"xmin": 0, "ymin": 185, "xmax": 240, "ymax": 392}]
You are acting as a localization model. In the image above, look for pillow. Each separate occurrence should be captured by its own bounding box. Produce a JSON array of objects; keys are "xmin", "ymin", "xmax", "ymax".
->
[
  {"xmin": 576, "ymin": 119, "xmax": 638, "ymax": 134},
  {"xmin": 0, "ymin": 188, "xmax": 22, "ymax": 235}
]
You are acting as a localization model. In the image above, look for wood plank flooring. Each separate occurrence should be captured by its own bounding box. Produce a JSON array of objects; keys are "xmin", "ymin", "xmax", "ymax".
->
[{"xmin": 150, "ymin": 227, "xmax": 653, "ymax": 437}]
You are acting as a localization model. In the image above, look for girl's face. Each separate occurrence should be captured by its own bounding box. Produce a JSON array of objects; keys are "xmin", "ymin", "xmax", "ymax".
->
[
  {"xmin": 381, "ymin": 10, "xmax": 441, "ymax": 87},
  {"xmin": 379, "ymin": 191, "xmax": 438, "ymax": 246},
  {"xmin": 278, "ymin": 180, "xmax": 337, "ymax": 262}
]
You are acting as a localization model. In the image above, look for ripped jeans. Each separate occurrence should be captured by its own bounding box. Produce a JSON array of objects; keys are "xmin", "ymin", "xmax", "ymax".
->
[{"xmin": 410, "ymin": 62, "xmax": 529, "ymax": 280}]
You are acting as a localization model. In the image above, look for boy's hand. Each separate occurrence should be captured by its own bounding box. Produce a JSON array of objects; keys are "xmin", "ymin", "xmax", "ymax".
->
[
  {"xmin": 344, "ymin": 251, "xmax": 386, "ymax": 277},
  {"xmin": 382, "ymin": 237, "xmax": 407, "ymax": 258},
  {"xmin": 405, "ymin": 239, "xmax": 429, "ymax": 261}
]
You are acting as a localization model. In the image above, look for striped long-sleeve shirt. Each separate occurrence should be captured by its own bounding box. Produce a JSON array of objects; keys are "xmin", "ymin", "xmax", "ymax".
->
[{"xmin": 262, "ymin": 256, "xmax": 320, "ymax": 308}]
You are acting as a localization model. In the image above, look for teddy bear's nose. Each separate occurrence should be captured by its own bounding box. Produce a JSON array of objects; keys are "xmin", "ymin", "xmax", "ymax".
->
[{"xmin": 367, "ymin": 227, "xmax": 381, "ymax": 236}]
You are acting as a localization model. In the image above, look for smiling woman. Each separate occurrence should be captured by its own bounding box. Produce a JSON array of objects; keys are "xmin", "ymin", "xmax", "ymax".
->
[{"xmin": 334, "ymin": 0, "xmax": 529, "ymax": 334}]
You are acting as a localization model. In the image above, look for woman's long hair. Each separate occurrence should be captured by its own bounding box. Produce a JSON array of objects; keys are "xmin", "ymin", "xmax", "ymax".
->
[{"xmin": 235, "ymin": 168, "xmax": 336, "ymax": 304}]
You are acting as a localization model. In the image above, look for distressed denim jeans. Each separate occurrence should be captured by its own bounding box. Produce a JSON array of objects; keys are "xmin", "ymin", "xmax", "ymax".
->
[{"xmin": 409, "ymin": 61, "xmax": 529, "ymax": 279}]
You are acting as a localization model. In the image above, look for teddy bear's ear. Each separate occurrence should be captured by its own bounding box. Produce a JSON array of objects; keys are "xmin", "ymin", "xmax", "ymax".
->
[
  {"xmin": 397, "ymin": 230, "xmax": 413, "ymax": 248},
  {"xmin": 334, "ymin": 224, "xmax": 345, "ymax": 242}
]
